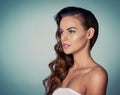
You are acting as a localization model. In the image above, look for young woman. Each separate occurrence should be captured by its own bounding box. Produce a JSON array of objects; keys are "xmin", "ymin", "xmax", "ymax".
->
[{"xmin": 43, "ymin": 6, "xmax": 108, "ymax": 95}]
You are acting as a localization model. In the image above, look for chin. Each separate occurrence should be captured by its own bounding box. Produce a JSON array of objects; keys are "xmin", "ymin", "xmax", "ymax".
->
[{"xmin": 63, "ymin": 51, "xmax": 73, "ymax": 55}]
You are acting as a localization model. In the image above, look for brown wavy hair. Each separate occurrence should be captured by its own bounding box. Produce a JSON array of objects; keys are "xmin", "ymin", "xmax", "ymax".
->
[{"xmin": 43, "ymin": 6, "xmax": 99, "ymax": 95}]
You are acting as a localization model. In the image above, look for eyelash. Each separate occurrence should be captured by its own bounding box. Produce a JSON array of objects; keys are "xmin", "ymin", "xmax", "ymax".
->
[
  {"xmin": 58, "ymin": 30, "xmax": 76, "ymax": 35},
  {"xmin": 59, "ymin": 30, "xmax": 63, "ymax": 35},
  {"xmin": 69, "ymin": 30, "xmax": 76, "ymax": 33}
]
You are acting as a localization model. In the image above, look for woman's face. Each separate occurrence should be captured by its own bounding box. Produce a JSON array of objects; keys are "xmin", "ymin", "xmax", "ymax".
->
[{"xmin": 59, "ymin": 16, "xmax": 89, "ymax": 54}]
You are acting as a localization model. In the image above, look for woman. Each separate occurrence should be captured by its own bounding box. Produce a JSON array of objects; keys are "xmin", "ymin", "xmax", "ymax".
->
[{"xmin": 43, "ymin": 6, "xmax": 108, "ymax": 95}]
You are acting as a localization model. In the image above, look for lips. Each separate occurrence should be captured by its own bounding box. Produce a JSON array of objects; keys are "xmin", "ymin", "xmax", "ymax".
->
[{"xmin": 62, "ymin": 43, "xmax": 71, "ymax": 49}]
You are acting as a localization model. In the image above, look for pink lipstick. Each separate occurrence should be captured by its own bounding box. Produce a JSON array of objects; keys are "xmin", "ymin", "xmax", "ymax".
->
[{"xmin": 62, "ymin": 44, "xmax": 71, "ymax": 49}]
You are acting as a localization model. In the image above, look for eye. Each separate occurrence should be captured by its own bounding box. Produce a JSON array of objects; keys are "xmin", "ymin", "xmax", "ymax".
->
[
  {"xmin": 69, "ymin": 30, "xmax": 76, "ymax": 33},
  {"xmin": 59, "ymin": 30, "xmax": 64, "ymax": 35}
]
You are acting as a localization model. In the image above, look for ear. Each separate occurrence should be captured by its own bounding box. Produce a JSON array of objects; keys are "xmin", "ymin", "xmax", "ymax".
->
[{"xmin": 87, "ymin": 27, "xmax": 95, "ymax": 39}]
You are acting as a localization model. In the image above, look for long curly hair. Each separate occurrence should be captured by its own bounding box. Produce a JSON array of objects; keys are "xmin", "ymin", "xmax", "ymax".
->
[{"xmin": 43, "ymin": 6, "xmax": 99, "ymax": 95}]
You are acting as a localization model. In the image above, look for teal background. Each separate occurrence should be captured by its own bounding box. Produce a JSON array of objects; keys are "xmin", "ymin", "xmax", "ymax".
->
[{"xmin": 0, "ymin": 0, "xmax": 120, "ymax": 95}]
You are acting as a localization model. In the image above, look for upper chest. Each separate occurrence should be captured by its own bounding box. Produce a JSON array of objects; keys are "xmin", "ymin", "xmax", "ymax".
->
[{"xmin": 62, "ymin": 68, "xmax": 93, "ymax": 93}]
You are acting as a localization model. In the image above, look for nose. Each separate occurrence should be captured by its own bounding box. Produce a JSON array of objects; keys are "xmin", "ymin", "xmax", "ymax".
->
[{"xmin": 61, "ymin": 32, "xmax": 68, "ymax": 42}]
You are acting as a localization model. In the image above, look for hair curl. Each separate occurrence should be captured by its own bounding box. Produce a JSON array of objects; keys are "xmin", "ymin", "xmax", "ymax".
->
[{"xmin": 43, "ymin": 6, "xmax": 99, "ymax": 95}]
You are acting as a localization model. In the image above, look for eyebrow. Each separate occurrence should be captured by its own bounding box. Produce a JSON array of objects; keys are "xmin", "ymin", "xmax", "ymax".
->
[
  {"xmin": 67, "ymin": 27, "xmax": 77, "ymax": 30},
  {"xmin": 60, "ymin": 27, "xmax": 77, "ymax": 31}
]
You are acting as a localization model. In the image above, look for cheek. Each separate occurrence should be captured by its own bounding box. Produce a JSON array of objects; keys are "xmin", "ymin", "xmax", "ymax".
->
[
  {"xmin": 70, "ymin": 34, "xmax": 88, "ymax": 52},
  {"xmin": 71, "ymin": 34, "xmax": 86, "ymax": 42}
]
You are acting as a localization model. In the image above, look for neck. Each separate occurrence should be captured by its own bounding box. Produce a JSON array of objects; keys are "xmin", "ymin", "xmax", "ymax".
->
[{"xmin": 72, "ymin": 47, "xmax": 93, "ymax": 69}]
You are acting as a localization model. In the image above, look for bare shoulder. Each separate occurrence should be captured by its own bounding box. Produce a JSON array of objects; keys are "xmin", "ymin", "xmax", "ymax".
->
[
  {"xmin": 86, "ymin": 64, "xmax": 108, "ymax": 95},
  {"xmin": 90, "ymin": 65, "xmax": 108, "ymax": 81}
]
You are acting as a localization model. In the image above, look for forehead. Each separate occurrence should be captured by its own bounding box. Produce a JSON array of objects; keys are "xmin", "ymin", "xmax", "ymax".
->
[{"xmin": 60, "ymin": 16, "xmax": 83, "ymax": 29}]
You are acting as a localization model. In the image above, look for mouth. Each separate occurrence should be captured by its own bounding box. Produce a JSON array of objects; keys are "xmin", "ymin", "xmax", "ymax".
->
[{"xmin": 62, "ymin": 43, "xmax": 71, "ymax": 49}]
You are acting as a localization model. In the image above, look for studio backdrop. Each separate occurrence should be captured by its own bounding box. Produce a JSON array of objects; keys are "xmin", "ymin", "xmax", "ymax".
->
[{"xmin": 0, "ymin": 0, "xmax": 120, "ymax": 95}]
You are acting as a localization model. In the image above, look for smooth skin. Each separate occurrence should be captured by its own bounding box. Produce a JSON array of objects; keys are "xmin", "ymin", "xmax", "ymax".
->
[{"xmin": 59, "ymin": 16, "xmax": 108, "ymax": 95}]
